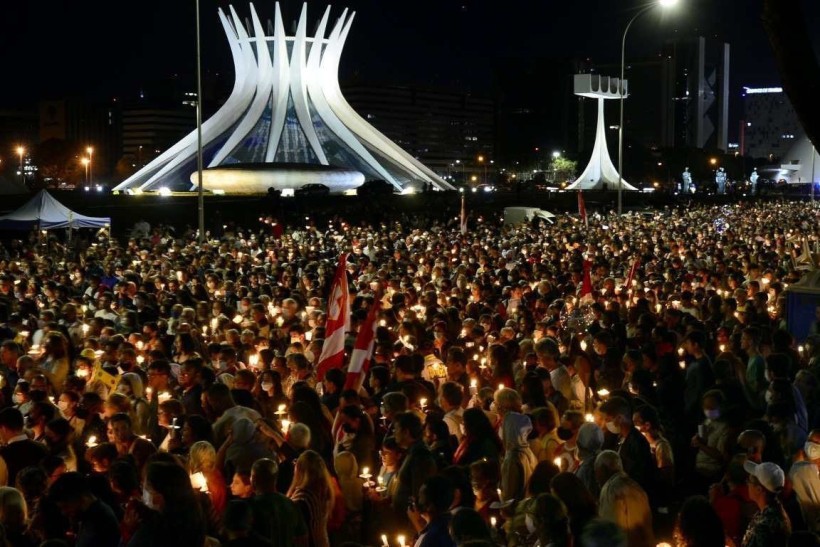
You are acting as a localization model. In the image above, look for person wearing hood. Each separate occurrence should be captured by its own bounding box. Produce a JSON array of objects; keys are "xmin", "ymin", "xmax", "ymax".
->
[
  {"xmin": 219, "ymin": 417, "xmax": 273, "ymax": 483},
  {"xmin": 575, "ymin": 422, "xmax": 605, "ymax": 498},
  {"xmin": 117, "ymin": 372, "xmax": 150, "ymax": 436},
  {"xmin": 500, "ymin": 411, "xmax": 538, "ymax": 502}
]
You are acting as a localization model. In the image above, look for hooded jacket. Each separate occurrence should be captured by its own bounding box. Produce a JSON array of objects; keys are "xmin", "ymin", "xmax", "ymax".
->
[{"xmin": 500, "ymin": 412, "xmax": 538, "ymax": 502}]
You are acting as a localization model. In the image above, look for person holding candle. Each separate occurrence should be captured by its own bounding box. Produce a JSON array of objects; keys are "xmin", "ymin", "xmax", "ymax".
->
[
  {"xmin": 391, "ymin": 412, "xmax": 438, "ymax": 521},
  {"xmin": 406, "ymin": 475, "xmax": 457, "ymax": 546},
  {"xmin": 453, "ymin": 408, "xmax": 502, "ymax": 467}
]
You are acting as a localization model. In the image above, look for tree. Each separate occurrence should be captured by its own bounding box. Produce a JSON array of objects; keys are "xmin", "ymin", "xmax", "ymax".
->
[
  {"xmin": 548, "ymin": 156, "xmax": 578, "ymax": 183},
  {"xmin": 763, "ymin": 0, "xmax": 820, "ymax": 150}
]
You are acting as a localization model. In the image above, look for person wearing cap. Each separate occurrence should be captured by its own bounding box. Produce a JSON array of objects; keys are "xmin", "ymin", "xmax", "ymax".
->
[{"xmin": 742, "ymin": 460, "xmax": 791, "ymax": 547}]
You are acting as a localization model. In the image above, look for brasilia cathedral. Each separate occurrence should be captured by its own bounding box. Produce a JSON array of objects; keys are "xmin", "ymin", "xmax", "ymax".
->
[{"xmin": 113, "ymin": 2, "xmax": 454, "ymax": 195}]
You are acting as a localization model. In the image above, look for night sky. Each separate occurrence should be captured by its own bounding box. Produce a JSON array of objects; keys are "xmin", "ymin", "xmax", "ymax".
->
[{"xmin": 1, "ymin": 0, "xmax": 819, "ymax": 105}]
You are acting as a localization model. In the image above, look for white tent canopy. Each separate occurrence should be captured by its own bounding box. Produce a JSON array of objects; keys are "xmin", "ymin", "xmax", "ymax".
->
[{"xmin": 0, "ymin": 190, "xmax": 110, "ymax": 230}]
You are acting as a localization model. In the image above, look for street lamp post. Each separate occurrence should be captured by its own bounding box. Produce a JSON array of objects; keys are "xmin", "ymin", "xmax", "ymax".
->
[
  {"xmin": 195, "ymin": 0, "xmax": 205, "ymax": 244},
  {"xmin": 86, "ymin": 146, "xmax": 93, "ymax": 185},
  {"xmin": 81, "ymin": 157, "xmax": 90, "ymax": 184},
  {"xmin": 617, "ymin": 0, "xmax": 678, "ymax": 215},
  {"xmin": 16, "ymin": 146, "xmax": 25, "ymax": 187}
]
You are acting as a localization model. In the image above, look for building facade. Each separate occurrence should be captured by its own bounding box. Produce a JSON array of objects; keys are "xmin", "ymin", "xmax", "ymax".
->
[
  {"xmin": 740, "ymin": 86, "xmax": 802, "ymax": 160},
  {"xmin": 661, "ymin": 36, "xmax": 730, "ymax": 152}
]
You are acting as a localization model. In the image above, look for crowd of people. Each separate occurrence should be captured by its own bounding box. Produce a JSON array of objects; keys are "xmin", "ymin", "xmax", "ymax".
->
[{"xmin": 0, "ymin": 199, "xmax": 818, "ymax": 547}]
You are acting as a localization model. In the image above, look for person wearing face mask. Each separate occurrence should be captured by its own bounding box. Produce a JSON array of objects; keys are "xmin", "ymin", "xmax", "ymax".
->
[
  {"xmin": 598, "ymin": 396, "xmax": 654, "ymax": 500},
  {"xmin": 788, "ymin": 429, "xmax": 820, "ymax": 534},
  {"xmin": 57, "ymin": 391, "xmax": 85, "ymax": 437},
  {"xmin": 333, "ymin": 405, "xmax": 375, "ymax": 472},
  {"xmin": 553, "ymin": 410, "xmax": 585, "ymax": 473},
  {"xmin": 692, "ymin": 390, "xmax": 732, "ymax": 492}
]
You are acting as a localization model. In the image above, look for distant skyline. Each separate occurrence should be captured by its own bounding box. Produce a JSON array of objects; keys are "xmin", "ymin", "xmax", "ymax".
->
[{"xmin": 1, "ymin": 0, "xmax": 818, "ymax": 106}]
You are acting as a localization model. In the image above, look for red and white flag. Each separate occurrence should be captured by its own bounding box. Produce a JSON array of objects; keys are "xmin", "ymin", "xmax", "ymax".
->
[
  {"xmin": 316, "ymin": 253, "xmax": 351, "ymax": 381},
  {"xmin": 344, "ymin": 297, "xmax": 381, "ymax": 391},
  {"xmin": 580, "ymin": 259, "xmax": 594, "ymax": 304},
  {"xmin": 460, "ymin": 194, "xmax": 467, "ymax": 235},
  {"xmin": 578, "ymin": 190, "xmax": 588, "ymax": 227}
]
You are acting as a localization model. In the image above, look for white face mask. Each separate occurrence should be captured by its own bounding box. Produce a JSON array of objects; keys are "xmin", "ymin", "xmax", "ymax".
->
[
  {"xmin": 142, "ymin": 488, "xmax": 158, "ymax": 510},
  {"xmin": 605, "ymin": 420, "xmax": 620, "ymax": 434},
  {"xmin": 58, "ymin": 401, "xmax": 69, "ymax": 412},
  {"xmin": 525, "ymin": 513, "xmax": 536, "ymax": 534},
  {"xmin": 805, "ymin": 441, "xmax": 820, "ymax": 460},
  {"xmin": 261, "ymin": 382, "xmax": 273, "ymax": 392},
  {"xmin": 704, "ymin": 409, "xmax": 720, "ymax": 420}
]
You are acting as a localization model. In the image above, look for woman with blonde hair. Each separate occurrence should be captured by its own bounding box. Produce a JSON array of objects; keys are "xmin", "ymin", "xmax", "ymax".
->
[
  {"xmin": 188, "ymin": 440, "xmax": 227, "ymax": 517},
  {"xmin": 287, "ymin": 449, "xmax": 335, "ymax": 547}
]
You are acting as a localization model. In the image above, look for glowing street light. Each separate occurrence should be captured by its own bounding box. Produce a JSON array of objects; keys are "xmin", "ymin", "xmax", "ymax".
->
[
  {"xmin": 552, "ymin": 151, "xmax": 561, "ymax": 158},
  {"xmin": 81, "ymin": 157, "xmax": 90, "ymax": 183},
  {"xmin": 86, "ymin": 146, "xmax": 94, "ymax": 184},
  {"xmin": 617, "ymin": 0, "xmax": 680, "ymax": 214},
  {"xmin": 16, "ymin": 146, "xmax": 25, "ymax": 187}
]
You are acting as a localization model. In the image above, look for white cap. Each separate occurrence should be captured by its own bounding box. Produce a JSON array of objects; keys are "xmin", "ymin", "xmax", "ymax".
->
[{"xmin": 743, "ymin": 460, "xmax": 785, "ymax": 493}]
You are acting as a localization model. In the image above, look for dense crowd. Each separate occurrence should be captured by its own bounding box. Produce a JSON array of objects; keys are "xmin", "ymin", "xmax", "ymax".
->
[{"xmin": 0, "ymin": 199, "xmax": 818, "ymax": 547}]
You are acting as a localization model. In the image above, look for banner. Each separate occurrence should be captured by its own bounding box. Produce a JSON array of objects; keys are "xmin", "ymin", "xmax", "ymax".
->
[{"xmin": 316, "ymin": 253, "xmax": 351, "ymax": 380}]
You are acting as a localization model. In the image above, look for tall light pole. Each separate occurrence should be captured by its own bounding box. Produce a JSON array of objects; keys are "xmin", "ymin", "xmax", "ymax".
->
[
  {"xmin": 81, "ymin": 157, "xmax": 90, "ymax": 184},
  {"xmin": 477, "ymin": 155, "xmax": 485, "ymax": 185},
  {"xmin": 195, "ymin": 0, "xmax": 205, "ymax": 244},
  {"xmin": 617, "ymin": 0, "xmax": 679, "ymax": 214},
  {"xmin": 86, "ymin": 146, "xmax": 94, "ymax": 184}
]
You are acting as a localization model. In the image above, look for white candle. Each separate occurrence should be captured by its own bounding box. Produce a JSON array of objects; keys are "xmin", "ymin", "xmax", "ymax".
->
[
  {"xmin": 470, "ymin": 379, "xmax": 478, "ymax": 396},
  {"xmin": 86, "ymin": 435, "xmax": 98, "ymax": 448}
]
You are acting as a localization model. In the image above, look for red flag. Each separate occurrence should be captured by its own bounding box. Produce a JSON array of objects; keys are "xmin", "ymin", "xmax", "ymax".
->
[
  {"xmin": 624, "ymin": 258, "xmax": 641, "ymax": 290},
  {"xmin": 578, "ymin": 191, "xmax": 588, "ymax": 227},
  {"xmin": 316, "ymin": 253, "xmax": 351, "ymax": 381},
  {"xmin": 460, "ymin": 194, "xmax": 467, "ymax": 235},
  {"xmin": 580, "ymin": 259, "xmax": 593, "ymax": 302},
  {"xmin": 344, "ymin": 297, "xmax": 381, "ymax": 391}
]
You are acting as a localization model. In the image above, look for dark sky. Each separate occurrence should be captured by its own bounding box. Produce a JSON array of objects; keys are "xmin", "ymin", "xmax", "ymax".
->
[{"xmin": 1, "ymin": 0, "xmax": 819, "ymax": 106}]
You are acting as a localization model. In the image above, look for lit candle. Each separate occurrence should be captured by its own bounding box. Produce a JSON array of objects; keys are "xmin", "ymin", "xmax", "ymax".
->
[
  {"xmin": 655, "ymin": 303, "xmax": 662, "ymax": 313},
  {"xmin": 497, "ymin": 488, "xmax": 503, "ymax": 502},
  {"xmin": 497, "ymin": 384, "xmax": 504, "ymax": 392},
  {"xmin": 136, "ymin": 341, "xmax": 144, "ymax": 351},
  {"xmin": 597, "ymin": 389, "xmax": 610, "ymax": 398},
  {"xmin": 86, "ymin": 435, "xmax": 98, "ymax": 448},
  {"xmin": 232, "ymin": 314, "xmax": 243, "ymax": 325},
  {"xmin": 190, "ymin": 472, "xmax": 209, "ymax": 493},
  {"xmin": 276, "ymin": 404, "xmax": 287, "ymax": 416},
  {"xmin": 719, "ymin": 344, "xmax": 726, "ymax": 353},
  {"xmin": 419, "ymin": 398, "xmax": 427, "ymax": 410},
  {"xmin": 136, "ymin": 355, "xmax": 145, "ymax": 365},
  {"xmin": 490, "ymin": 516, "xmax": 497, "ymax": 528},
  {"xmin": 470, "ymin": 379, "xmax": 478, "ymax": 396},
  {"xmin": 585, "ymin": 413, "xmax": 594, "ymax": 422},
  {"xmin": 210, "ymin": 317, "xmax": 218, "ymax": 330},
  {"xmin": 248, "ymin": 354, "xmax": 259, "ymax": 368},
  {"xmin": 679, "ymin": 361, "xmax": 686, "ymax": 370},
  {"xmin": 82, "ymin": 324, "xmax": 90, "ymax": 334},
  {"xmin": 553, "ymin": 457, "xmax": 563, "ymax": 470},
  {"xmin": 580, "ymin": 340, "xmax": 587, "ymax": 352},
  {"xmin": 158, "ymin": 391, "xmax": 171, "ymax": 403},
  {"xmin": 145, "ymin": 387, "xmax": 153, "ymax": 400},
  {"xmin": 381, "ymin": 535, "xmax": 389, "ymax": 547},
  {"xmin": 397, "ymin": 535, "xmax": 406, "ymax": 547},
  {"xmin": 281, "ymin": 419, "xmax": 291, "ymax": 433},
  {"xmin": 677, "ymin": 347, "xmax": 684, "ymax": 357},
  {"xmin": 798, "ymin": 345, "xmax": 804, "ymax": 354}
]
